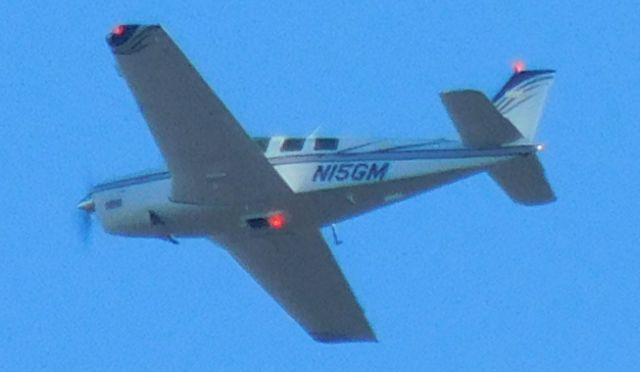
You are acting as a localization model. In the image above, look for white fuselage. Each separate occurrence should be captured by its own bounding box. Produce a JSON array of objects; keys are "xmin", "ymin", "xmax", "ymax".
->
[{"xmin": 89, "ymin": 136, "xmax": 537, "ymax": 239}]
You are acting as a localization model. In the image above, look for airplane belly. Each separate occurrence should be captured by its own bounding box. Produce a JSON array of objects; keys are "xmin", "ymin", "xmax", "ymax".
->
[{"xmin": 275, "ymin": 156, "xmax": 510, "ymax": 193}]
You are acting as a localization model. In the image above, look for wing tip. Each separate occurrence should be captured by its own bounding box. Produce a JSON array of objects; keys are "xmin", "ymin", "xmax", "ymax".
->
[
  {"xmin": 106, "ymin": 24, "xmax": 162, "ymax": 52},
  {"xmin": 516, "ymin": 194, "xmax": 557, "ymax": 206},
  {"xmin": 311, "ymin": 331, "xmax": 378, "ymax": 344},
  {"xmin": 106, "ymin": 24, "xmax": 141, "ymax": 47}
]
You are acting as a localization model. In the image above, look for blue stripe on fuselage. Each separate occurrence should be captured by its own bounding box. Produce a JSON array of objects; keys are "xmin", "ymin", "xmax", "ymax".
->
[
  {"xmin": 270, "ymin": 145, "xmax": 536, "ymax": 166},
  {"xmin": 90, "ymin": 145, "xmax": 537, "ymax": 193},
  {"xmin": 91, "ymin": 171, "xmax": 170, "ymax": 194}
]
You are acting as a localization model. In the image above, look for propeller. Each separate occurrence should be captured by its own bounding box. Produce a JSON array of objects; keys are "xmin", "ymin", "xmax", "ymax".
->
[
  {"xmin": 76, "ymin": 196, "xmax": 95, "ymax": 245},
  {"xmin": 74, "ymin": 139, "xmax": 100, "ymax": 246},
  {"xmin": 76, "ymin": 178, "xmax": 96, "ymax": 246}
]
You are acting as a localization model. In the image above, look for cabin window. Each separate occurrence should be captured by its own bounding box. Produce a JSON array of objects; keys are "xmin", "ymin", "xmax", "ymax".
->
[
  {"xmin": 281, "ymin": 138, "xmax": 305, "ymax": 152},
  {"xmin": 253, "ymin": 137, "xmax": 270, "ymax": 152},
  {"xmin": 314, "ymin": 138, "xmax": 339, "ymax": 151}
]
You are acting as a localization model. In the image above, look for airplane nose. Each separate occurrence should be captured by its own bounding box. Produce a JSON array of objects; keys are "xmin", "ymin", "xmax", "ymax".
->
[{"xmin": 77, "ymin": 196, "xmax": 95, "ymax": 213}]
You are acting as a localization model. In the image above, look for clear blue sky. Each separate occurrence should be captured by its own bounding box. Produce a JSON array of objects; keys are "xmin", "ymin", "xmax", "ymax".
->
[{"xmin": 1, "ymin": 1, "xmax": 639, "ymax": 370}]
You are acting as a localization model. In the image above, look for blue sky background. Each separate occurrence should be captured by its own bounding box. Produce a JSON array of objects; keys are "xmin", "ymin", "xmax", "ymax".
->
[{"xmin": 1, "ymin": 1, "xmax": 639, "ymax": 370}]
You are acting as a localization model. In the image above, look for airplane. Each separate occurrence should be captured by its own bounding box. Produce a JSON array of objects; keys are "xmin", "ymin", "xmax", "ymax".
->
[{"xmin": 77, "ymin": 24, "xmax": 556, "ymax": 343}]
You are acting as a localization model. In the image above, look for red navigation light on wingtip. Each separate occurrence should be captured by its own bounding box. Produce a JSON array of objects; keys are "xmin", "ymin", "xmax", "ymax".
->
[
  {"xmin": 112, "ymin": 24, "xmax": 126, "ymax": 36},
  {"xmin": 268, "ymin": 213, "xmax": 286, "ymax": 230},
  {"xmin": 513, "ymin": 60, "xmax": 526, "ymax": 73}
]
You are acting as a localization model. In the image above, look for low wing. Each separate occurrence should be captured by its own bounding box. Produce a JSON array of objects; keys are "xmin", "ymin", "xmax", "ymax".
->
[
  {"xmin": 213, "ymin": 229, "xmax": 376, "ymax": 343},
  {"xmin": 107, "ymin": 25, "xmax": 291, "ymax": 205}
]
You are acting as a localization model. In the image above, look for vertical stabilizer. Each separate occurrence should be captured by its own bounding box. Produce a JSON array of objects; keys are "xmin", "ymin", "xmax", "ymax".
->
[{"xmin": 492, "ymin": 70, "xmax": 555, "ymax": 141}]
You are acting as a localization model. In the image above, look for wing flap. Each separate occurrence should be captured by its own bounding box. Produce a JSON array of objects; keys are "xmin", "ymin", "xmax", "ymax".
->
[{"xmin": 213, "ymin": 229, "xmax": 376, "ymax": 343}]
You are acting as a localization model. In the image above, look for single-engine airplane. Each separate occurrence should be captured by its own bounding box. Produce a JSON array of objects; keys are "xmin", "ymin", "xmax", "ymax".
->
[{"xmin": 78, "ymin": 24, "xmax": 556, "ymax": 343}]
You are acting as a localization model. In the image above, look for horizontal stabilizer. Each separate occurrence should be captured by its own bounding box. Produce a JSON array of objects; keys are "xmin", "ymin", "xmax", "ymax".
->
[
  {"xmin": 489, "ymin": 154, "xmax": 555, "ymax": 205},
  {"xmin": 441, "ymin": 90, "xmax": 522, "ymax": 148}
]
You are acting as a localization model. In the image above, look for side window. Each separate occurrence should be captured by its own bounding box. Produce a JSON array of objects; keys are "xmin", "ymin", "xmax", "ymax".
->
[
  {"xmin": 253, "ymin": 137, "xmax": 270, "ymax": 152},
  {"xmin": 314, "ymin": 138, "xmax": 339, "ymax": 151},
  {"xmin": 281, "ymin": 138, "xmax": 305, "ymax": 152}
]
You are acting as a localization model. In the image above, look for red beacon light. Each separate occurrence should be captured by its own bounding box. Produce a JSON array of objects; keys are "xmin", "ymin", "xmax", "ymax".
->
[
  {"xmin": 112, "ymin": 24, "xmax": 126, "ymax": 36},
  {"xmin": 268, "ymin": 213, "xmax": 286, "ymax": 230},
  {"xmin": 513, "ymin": 60, "xmax": 526, "ymax": 74}
]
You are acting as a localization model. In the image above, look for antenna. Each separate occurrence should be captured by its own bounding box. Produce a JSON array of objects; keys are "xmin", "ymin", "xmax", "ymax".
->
[
  {"xmin": 308, "ymin": 126, "xmax": 322, "ymax": 138},
  {"xmin": 331, "ymin": 224, "xmax": 343, "ymax": 245}
]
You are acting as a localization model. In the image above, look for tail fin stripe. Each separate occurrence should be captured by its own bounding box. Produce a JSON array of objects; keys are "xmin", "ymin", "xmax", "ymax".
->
[
  {"xmin": 517, "ymin": 75, "xmax": 554, "ymax": 89},
  {"xmin": 492, "ymin": 69, "xmax": 555, "ymax": 141},
  {"xmin": 494, "ymin": 77, "xmax": 553, "ymax": 107},
  {"xmin": 500, "ymin": 94, "xmax": 536, "ymax": 115},
  {"xmin": 492, "ymin": 70, "xmax": 555, "ymax": 102},
  {"xmin": 494, "ymin": 97, "xmax": 515, "ymax": 111},
  {"xmin": 521, "ymin": 81, "xmax": 551, "ymax": 93},
  {"xmin": 496, "ymin": 81, "xmax": 552, "ymax": 113}
]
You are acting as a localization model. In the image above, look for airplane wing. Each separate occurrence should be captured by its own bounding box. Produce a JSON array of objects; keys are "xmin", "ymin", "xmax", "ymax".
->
[
  {"xmin": 213, "ymin": 228, "xmax": 376, "ymax": 343},
  {"xmin": 107, "ymin": 25, "xmax": 292, "ymax": 205}
]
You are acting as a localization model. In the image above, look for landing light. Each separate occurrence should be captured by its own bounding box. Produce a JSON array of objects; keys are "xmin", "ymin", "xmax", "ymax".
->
[
  {"xmin": 536, "ymin": 144, "xmax": 545, "ymax": 151},
  {"xmin": 268, "ymin": 213, "xmax": 286, "ymax": 230}
]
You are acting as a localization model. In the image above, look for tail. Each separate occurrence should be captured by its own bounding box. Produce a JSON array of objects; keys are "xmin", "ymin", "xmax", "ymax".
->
[
  {"xmin": 440, "ymin": 68, "xmax": 556, "ymax": 205},
  {"xmin": 492, "ymin": 69, "xmax": 555, "ymax": 141}
]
